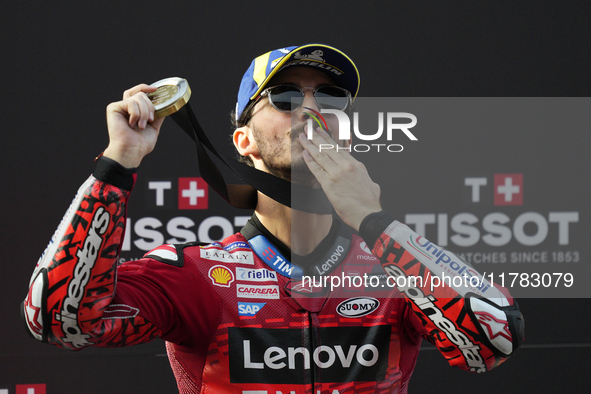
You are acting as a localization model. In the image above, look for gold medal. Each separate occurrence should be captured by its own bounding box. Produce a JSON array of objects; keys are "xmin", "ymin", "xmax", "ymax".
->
[{"xmin": 148, "ymin": 77, "xmax": 191, "ymax": 118}]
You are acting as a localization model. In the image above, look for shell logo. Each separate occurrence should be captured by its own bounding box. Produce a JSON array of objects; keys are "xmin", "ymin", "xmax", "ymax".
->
[{"xmin": 208, "ymin": 265, "xmax": 234, "ymax": 287}]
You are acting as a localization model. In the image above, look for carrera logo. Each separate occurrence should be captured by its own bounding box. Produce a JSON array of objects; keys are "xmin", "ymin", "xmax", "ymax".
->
[
  {"xmin": 200, "ymin": 247, "xmax": 254, "ymax": 265},
  {"xmin": 337, "ymin": 297, "xmax": 380, "ymax": 317},
  {"xmin": 237, "ymin": 284, "xmax": 280, "ymax": 299},
  {"xmin": 228, "ymin": 326, "xmax": 391, "ymax": 384},
  {"xmin": 208, "ymin": 265, "xmax": 234, "ymax": 287}
]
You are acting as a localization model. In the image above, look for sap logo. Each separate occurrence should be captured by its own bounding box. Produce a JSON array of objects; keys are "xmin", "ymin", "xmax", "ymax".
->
[
  {"xmin": 238, "ymin": 302, "xmax": 266, "ymax": 316},
  {"xmin": 336, "ymin": 297, "xmax": 380, "ymax": 318}
]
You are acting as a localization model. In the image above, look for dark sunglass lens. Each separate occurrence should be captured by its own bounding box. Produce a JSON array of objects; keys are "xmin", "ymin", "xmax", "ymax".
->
[
  {"xmin": 269, "ymin": 85, "xmax": 303, "ymax": 111},
  {"xmin": 316, "ymin": 86, "xmax": 349, "ymax": 110}
]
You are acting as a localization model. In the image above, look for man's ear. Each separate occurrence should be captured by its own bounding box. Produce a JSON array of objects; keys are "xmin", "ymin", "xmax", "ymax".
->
[{"xmin": 233, "ymin": 126, "xmax": 260, "ymax": 160}]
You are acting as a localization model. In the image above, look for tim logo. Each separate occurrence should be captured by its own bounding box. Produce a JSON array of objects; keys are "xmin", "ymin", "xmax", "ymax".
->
[
  {"xmin": 262, "ymin": 247, "xmax": 276, "ymax": 262},
  {"xmin": 304, "ymin": 108, "xmax": 417, "ymax": 153},
  {"xmin": 494, "ymin": 174, "xmax": 523, "ymax": 206},
  {"xmin": 178, "ymin": 177, "xmax": 208, "ymax": 210}
]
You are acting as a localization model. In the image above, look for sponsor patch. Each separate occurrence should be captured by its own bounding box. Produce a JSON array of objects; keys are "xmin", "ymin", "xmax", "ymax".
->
[
  {"xmin": 200, "ymin": 247, "xmax": 254, "ymax": 265},
  {"xmin": 248, "ymin": 235, "xmax": 301, "ymax": 277},
  {"xmin": 238, "ymin": 302, "xmax": 266, "ymax": 316},
  {"xmin": 237, "ymin": 284, "xmax": 280, "ymax": 299},
  {"xmin": 309, "ymin": 236, "xmax": 351, "ymax": 276},
  {"xmin": 359, "ymin": 241, "xmax": 373, "ymax": 255},
  {"xmin": 337, "ymin": 297, "xmax": 380, "ymax": 317},
  {"xmin": 224, "ymin": 241, "xmax": 249, "ymax": 252},
  {"xmin": 236, "ymin": 267, "xmax": 278, "ymax": 282},
  {"xmin": 228, "ymin": 326, "xmax": 391, "ymax": 384},
  {"xmin": 208, "ymin": 265, "xmax": 235, "ymax": 287}
]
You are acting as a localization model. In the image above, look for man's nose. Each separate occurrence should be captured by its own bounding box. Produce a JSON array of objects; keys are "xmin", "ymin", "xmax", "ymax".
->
[{"xmin": 297, "ymin": 90, "xmax": 319, "ymax": 122}]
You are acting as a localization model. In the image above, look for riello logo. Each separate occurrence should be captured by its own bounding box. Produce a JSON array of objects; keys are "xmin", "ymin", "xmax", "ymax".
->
[{"xmin": 304, "ymin": 108, "xmax": 417, "ymax": 153}]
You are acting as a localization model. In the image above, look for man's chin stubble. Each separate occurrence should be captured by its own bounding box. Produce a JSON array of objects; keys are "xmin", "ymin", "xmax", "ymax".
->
[{"xmin": 262, "ymin": 157, "xmax": 320, "ymax": 188}]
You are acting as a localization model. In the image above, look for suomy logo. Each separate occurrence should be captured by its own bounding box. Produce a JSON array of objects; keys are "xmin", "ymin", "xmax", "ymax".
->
[
  {"xmin": 305, "ymin": 108, "xmax": 417, "ymax": 153},
  {"xmin": 337, "ymin": 297, "xmax": 380, "ymax": 318}
]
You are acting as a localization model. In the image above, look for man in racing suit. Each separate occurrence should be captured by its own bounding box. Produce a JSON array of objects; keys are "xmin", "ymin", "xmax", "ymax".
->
[{"xmin": 22, "ymin": 44, "xmax": 524, "ymax": 394}]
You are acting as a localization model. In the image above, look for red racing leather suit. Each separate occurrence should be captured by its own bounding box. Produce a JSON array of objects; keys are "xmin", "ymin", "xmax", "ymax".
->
[{"xmin": 22, "ymin": 158, "xmax": 524, "ymax": 394}]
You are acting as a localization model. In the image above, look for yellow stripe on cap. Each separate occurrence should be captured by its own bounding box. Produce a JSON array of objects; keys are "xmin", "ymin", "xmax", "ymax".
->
[
  {"xmin": 248, "ymin": 44, "xmax": 360, "ymax": 102},
  {"xmin": 252, "ymin": 51, "xmax": 272, "ymax": 97}
]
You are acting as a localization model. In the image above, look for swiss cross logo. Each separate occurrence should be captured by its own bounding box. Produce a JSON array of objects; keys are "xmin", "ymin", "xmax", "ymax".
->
[
  {"xmin": 494, "ymin": 174, "xmax": 523, "ymax": 206},
  {"xmin": 178, "ymin": 177, "xmax": 208, "ymax": 210},
  {"xmin": 16, "ymin": 384, "xmax": 46, "ymax": 394},
  {"xmin": 262, "ymin": 247, "xmax": 276, "ymax": 262}
]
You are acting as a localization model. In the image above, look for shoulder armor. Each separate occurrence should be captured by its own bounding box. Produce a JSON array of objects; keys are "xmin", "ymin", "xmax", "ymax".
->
[{"xmin": 144, "ymin": 242, "xmax": 203, "ymax": 267}]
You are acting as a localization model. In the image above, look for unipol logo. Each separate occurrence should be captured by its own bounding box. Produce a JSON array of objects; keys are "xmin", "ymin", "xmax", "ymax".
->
[{"xmin": 304, "ymin": 108, "xmax": 417, "ymax": 153}]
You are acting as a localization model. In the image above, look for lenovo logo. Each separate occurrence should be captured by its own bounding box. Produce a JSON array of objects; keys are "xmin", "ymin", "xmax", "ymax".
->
[{"xmin": 228, "ymin": 326, "xmax": 391, "ymax": 384}]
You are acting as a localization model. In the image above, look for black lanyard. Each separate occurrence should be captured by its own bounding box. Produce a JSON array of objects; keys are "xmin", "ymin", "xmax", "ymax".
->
[{"xmin": 170, "ymin": 105, "xmax": 333, "ymax": 214}]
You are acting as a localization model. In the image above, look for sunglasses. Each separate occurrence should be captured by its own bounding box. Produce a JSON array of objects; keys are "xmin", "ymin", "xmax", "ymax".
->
[{"xmin": 259, "ymin": 84, "xmax": 352, "ymax": 113}]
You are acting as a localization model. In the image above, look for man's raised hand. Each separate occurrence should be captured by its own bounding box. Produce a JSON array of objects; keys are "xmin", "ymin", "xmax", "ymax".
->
[
  {"xmin": 103, "ymin": 84, "xmax": 165, "ymax": 168},
  {"xmin": 298, "ymin": 127, "xmax": 382, "ymax": 231}
]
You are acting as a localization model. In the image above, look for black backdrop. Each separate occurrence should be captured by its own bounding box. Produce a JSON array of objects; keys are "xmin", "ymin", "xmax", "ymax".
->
[{"xmin": 2, "ymin": 1, "xmax": 590, "ymax": 393}]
